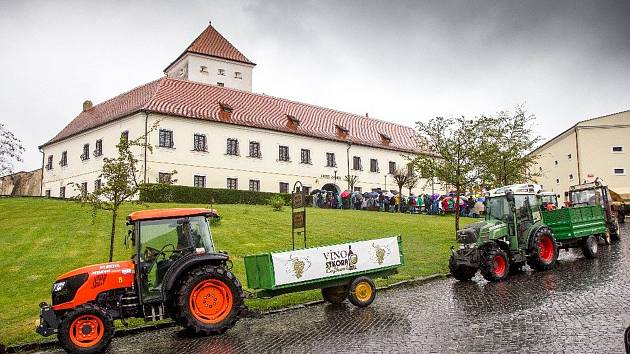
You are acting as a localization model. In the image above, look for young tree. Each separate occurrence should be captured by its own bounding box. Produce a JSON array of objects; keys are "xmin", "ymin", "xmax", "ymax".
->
[
  {"xmin": 392, "ymin": 167, "xmax": 413, "ymax": 213},
  {"xmin": 344, "ymin": 174, "xmax": 359, "ymax": 192},
  {"xmin": 480, "ymin": 106, "xmax": 541, "ymax": 188},
  {"xmin": 410, "ymin": 116, "xmax": 487, "ymax": 230},
  {"xmin": 0, "ymin": 123, "xmax": 24, "ymax": 176},
  {"xmin": 73, "ymin": 123, "xmax": 164, "ymax": 262}
]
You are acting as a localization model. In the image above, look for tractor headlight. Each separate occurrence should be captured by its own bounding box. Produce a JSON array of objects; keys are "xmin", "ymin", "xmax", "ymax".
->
[{"xmin": 52, "ymin": 281, "xmax": 66, "ymax": 292}]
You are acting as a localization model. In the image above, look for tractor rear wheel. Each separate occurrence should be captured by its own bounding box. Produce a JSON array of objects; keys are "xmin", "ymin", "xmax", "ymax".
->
[
  {"xmin": 581, "ymin": 235, "xmax": 598, "ymax": 259},
  {"xmin": 174, "ymin": 265, "xmax": 244, "ymax": 335},
  {"xmin": 527, "ymin": 228, "xmax": 558, "ymax": 271},
  {"xmin": 322, "ymin": 286, "xmax": 348, "ymax": 304},
  {"xmin": 348, "ymin": 276, "xmax": 376, "ymax": 307},
  {"xmin": 448, "ymin": 255, "xmax": 477, "ymax": 281},
  {"xmin": 479, "ymin": 244, "xmax": 510, "ymax": 282},
  {"xmin": 57, "ymin": 304, "xmax": 114, "ymax": 354}
]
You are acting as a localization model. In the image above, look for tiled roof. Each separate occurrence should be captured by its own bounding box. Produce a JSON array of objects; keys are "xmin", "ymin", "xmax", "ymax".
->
[
  {"xmin": 165, "ymin": 23, "xmax": 255, "ymax": 72},
  {"xmin": 42, "ymin": 78, "xmax": 421, "ymax": 154}
]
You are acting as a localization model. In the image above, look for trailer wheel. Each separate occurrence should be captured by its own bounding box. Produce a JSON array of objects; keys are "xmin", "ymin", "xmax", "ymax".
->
[
  {"xmin": 348, "ymin": 276, "xmax": 376, "ymax": 307},
  {"xmin": 527, "ymin": 228, "xmax": 558, "ymax": 271},
  {"xmin": 57, "ymin": 304, "xmax": 114, "ymax": 354},
  {"xmin": 581, "ymin": 235, "xmax": 598, "ymax": 259},
  {"xmin": 479, "ymin": 244, "xmax": 510, "ymax": 282},
  {"xmin": 321, "ymin": 286, "xmax": 348, "ymax": 304},
  {"xmin": 175, "ymin": 265, "xmax": 244, "ymax": 335},
  {"xmin": 448, "ymin": 255, "xmax": 477, "ymax": 281}
]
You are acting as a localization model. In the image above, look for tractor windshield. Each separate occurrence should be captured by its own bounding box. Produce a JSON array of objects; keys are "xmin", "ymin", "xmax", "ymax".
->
[
  {"xmin": 486, "ymin": 196, "xmax": 511, "ymax": 222},
  {"xmin": 570, "ymin": 188, "xmax": 603, "ymax": 207}
]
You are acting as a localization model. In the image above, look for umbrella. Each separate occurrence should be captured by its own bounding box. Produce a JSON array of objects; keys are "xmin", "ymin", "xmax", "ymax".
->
[
  {"xmin": 369, "ymin": 192, "xmax": 380, "ymax": 197},
  {"xmin": 459, "ymin": 196, "xmax": 468, "ymax": 201},
  {"xmin": 310, "ymin": 189, "xmax": 321, "ymax": 195},
  {"xmin": 477, "ymin": 197, "xmax": 486, "ymax": 202},
  {"xmin": 384, "ymin": 192, "xmax": 394, "ymax": 197},
  {"xmin": 363, "ymin": 192, "xmax": 371, "ymax": 198},
  {"xmin": 340, "ymin": 190, "xmax": 351, "ymax": 198}
]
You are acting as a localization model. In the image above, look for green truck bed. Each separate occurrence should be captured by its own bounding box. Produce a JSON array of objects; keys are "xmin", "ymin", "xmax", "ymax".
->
[
  {"xmin": 541, "ymin": 205, "xmax": 607, "ymax": 242},
  {"xmin": 244, "ymin": 236, "xmax": 404, "ymax": 298}
]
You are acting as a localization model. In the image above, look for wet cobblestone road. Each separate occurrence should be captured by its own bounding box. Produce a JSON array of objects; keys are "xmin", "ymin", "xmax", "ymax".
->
[{"xmin": 40, "ymin": 224, "xmax": 630, "ymax": 353}]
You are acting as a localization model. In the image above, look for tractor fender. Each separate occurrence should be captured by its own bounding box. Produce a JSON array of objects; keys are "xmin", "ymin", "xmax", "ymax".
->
[{"xmin": 161, "ymin": 253, "xmax": 229, "ymax": 299}]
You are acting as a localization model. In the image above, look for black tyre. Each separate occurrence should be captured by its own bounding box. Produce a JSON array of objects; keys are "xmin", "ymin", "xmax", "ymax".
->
[
  {"xmin": 611, "ymin": 218, "xmax": 621, "ymax": 242},
  {"xmin": 527, "ymin": 228, "xmax": 558, "ymax": 271},
  {"xmin": 581, "ymin": 235, "xmax": 598, "ymax": 259},
  {"xmin": 57, "ymin": 304, "xmax": 114, "ymax": 354},
  {"xmin": 601, "ymin": 231, "xmax": 612, "ymax": 245},
  {"xmin": 348, "ymin": 276, "xmax": 376, "ymax": 307},
  {"xmin": 479, "ymin": 244, "xmax": 510, "ymax": 282},
  {"xmin": 174, "ymin": 265, "xmax": 244, "ymax": 335},
  {"xmin": 322, "ymin": 285, "xmax": 348, "ymax": 304},
  {"xmin": 448, "ymin": 255, "xmax": 477, "ymax": 281}
]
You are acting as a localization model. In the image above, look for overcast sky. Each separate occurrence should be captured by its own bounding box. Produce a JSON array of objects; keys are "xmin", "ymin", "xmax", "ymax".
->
[{"xmin": 1, "ymin": 0, "xmax": 629, "ymax": 171}]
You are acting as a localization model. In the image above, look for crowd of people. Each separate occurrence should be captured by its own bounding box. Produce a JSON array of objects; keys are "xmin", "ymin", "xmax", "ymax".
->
[{"xmin": 310, "ymin": 189, "xmax": 486, "ymax": 217}]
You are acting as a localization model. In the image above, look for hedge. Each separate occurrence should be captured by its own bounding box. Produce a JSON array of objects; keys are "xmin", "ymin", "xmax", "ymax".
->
[{"xmin": 139, "ymin": 183, "xmax": 292, "ymax": 205}]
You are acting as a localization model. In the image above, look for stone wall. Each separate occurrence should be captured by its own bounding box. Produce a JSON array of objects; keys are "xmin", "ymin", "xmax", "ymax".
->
[{"xmin": 0, "ymin": 169, "xmax": 42, "ymax": 196}]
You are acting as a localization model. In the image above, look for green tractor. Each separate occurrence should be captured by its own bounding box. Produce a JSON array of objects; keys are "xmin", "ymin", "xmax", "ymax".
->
[{"xmin": 449, "ymin": 184, "xmax": 559, "ymax": 282}]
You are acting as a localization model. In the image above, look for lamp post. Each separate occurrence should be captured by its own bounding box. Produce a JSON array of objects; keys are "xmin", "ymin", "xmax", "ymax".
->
[{"xmin": 384, "ymin": 174, "xmax": 387, "ymax": 191}]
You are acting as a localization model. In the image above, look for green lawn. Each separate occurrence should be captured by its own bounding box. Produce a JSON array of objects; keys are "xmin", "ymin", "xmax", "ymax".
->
[{"xmin": 0, "ymin": 197, "xmax": 473, "ymax": 346}]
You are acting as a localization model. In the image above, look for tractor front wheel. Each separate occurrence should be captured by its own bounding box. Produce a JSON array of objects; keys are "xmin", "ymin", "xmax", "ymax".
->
[
  {"xmin": 57, "ymin": 304, "xmax": 114, "ymax": 354},
  {"xmin": 581, "ymin": 235, "xmax": 598, "ymax": 259},
  {"xmin": 479, "ymin": 244, "xmax": 510, "ymax": 282},
  {"xmin": 527, "ymin": 228, "xmax": 558, "ymax": 271},
  {"xmin": 175, "ymin": 265, "xmax": 244, "ymax": 335},
  {"xmin": 322, "ymin": 286, "xmax": 348, "ymax": 304}
]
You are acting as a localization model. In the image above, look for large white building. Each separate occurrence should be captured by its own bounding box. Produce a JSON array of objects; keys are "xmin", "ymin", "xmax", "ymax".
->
[{"xmin": 40, "ymin": 23, "xmax": 433, "ymax": 198}]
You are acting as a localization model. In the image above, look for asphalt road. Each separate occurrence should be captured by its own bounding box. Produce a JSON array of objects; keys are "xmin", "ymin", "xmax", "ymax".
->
[{"xmin": 37, "ymin": 223, "xmax": 630, "ymax": 353}]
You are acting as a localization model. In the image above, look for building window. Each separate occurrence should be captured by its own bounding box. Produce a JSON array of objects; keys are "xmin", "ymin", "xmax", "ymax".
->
[
  {"xmin": 249, "ymin": 141, "xmax": 261, "ymax": 158},
  {"xmin": 193, "ymin": 134, "xmax": 207, "ymax": 152},
  {"xmin": 59, "ymin": 186, "xmax": 65, "ymax": 198},
  {"xmin": 279, "ymin": 145, "xmax": 290, "ymax": 161},
  {"xmin": 249, "ymin": 179, "xmax": 260, "ymax": 192},
  {"xmin": 567, "ymin": 153, "xmax": 572, "ymax": 160},
  {"xmin": 354, "ymin": 187, "xmax": 362, "ymax": 193},
  {"xmin": 217, "ymin": 82, "xmax": 225, "ymax": 87},
  {"xmin": 45, "ymin": 189, "xmax": 51, "ymax": 197},
  {"xmin": 194, "ymin": 175, "xmax": 206, "ymax": 188},
  {"xmin": 227, "ymin": 138, "xmax": 239, "ymax": 155},
  {"xmin": 279, "ymin": 182, "xmax": 289, "ymax": 193},
  {"xmin": 81, "ymin": 182, "xmax": 88, "ymax": 197},
  {"xmin": 326, "ymin": 152, "xmax": 336, "ymax": 167},
  {"xmin": 300, "ymin": 149, "xmax": 311, "ymax": 164},
  {"xmin": 218, "ymin": 69, "xmax": 225, "ymax": 76},
  {"xmin": 121, "ymin": 130, "xmax": 129, "ymax": 143},
  {"xmin": 554, "ymin": 160, "xmax": 558, "ymax": 166},
  {"xmin": 81, "ymin": 144, "xmax": 90, "ymax": 161},
  {"xmin": 227, "ymin": 178, "xmax": 238, "ymax": 190},
  {"xmin": 370, "ymin": 159, "xmax": 379, "ymax": 173},
  {"xmin": 200, "ymin": 65, "xmax": 208, "ymax": 73},
  {"xmin": 235, "ymin": 72, "xmax": 242, "ymax": 79},
  {"xmin": 612, "ymin": 146, "xmax": 624, "ymax": 153},
  {"xmin": 159, "ymin": 129, "xmax": 174, "ymax": 148},
  {"xmin": 158, "ymin": 172, "xmax": 172, "ymax": 184},
  {"xmin": 94, "ymin": 139, "xmax": 103, "ymax": 157},
  {"xmin": 389, "ymin": 161, "xmax": 396, "ymax": 174},
  {"xmin": 46, "ymin": 155, "xmax": 53, "ymax": 170},
  {"xmin": 556, "ymin": 178, "xmax": 560, "ymax": 184},
  {"xmin": 302, "ymin": 186, "xmax": 311, "ymax": 195},
  {"xmin": 94, "ymin": 179, "xmax": 102, "ymax": 192},
  {"xmin": 352, "ymin": 156, "xmax": 362, "ymax": 171},
  {"xmin": 613, "ymin": 168, "xmax": 626, "ymax": 175},
  {"xmin": 569, "ymin": 174, "xmax": 574, "ymax": 180},
  {"xmin": 60, "ymin": 151, "xmax": 67, "ymax": 167}
]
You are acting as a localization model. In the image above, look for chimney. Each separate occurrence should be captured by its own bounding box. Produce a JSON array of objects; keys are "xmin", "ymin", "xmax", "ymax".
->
[
  {"xmin": 365, "ymin": 113, "xmax": 369, "ymax": 117},
  {"xmin": 83, "ymin": 100, "xmax": 93, "ymax": 112}
]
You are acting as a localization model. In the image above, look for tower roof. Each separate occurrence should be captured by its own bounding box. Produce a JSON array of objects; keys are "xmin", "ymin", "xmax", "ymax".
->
[{"xmin": 164, "ymin": 23, "xmax": 255, "ymax": 72}]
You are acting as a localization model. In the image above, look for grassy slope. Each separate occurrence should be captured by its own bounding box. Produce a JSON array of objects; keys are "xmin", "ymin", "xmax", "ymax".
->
[{"xmin": 0, "ymin": 197, "xmax": 472, "ymax": 346}]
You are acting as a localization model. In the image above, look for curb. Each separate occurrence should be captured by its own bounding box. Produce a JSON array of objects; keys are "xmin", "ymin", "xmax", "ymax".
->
[{"xmin": 6, "ymin": 273, "xmax": 450, "ymax": 353}]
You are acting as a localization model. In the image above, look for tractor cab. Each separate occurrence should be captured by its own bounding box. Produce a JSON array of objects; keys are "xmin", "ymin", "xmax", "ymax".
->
[
  {"xmin": 127, "ymin": 209, "xmax": 219, "ymax": 302},
  {"xmin": 538, "ymin": 192, "xmax": 558, "ymax": 211}
]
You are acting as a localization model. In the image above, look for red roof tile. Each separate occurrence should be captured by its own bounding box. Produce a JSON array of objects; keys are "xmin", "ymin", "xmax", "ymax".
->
[
  {"xmin": 165, "ymin": 23, "xmax": 255, "ymax": 72},
  {"xmin": 42, "ymin": 78, "xmax": 421, "ymax": 154}
]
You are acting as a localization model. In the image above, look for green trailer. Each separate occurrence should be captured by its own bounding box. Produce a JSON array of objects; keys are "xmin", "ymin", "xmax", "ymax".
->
[
  {"xmin": 542, "ymin": 205, "xmax": 608, "ymax": 257},
  {"xmin": 244, "ymin": 236, "xmax": 404, "ymax": 306}
]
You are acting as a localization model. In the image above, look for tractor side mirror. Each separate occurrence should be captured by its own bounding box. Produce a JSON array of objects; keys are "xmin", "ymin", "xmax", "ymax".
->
[
  {"xmin": 125, "ymin": 229, "xmax": 134, "ymax": 248},
  {"xmin": 505, "ymin": 190, "xmax": 514, "ymax": 203}
]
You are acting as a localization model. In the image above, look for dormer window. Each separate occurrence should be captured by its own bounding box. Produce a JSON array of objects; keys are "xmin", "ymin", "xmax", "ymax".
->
[
  {"xmin": 287, "ymin": 115, "xmax": 300, "ymax": 128},
  {"xmin": 219, "ymin": 102, "xmax": 233, "ymax": 113},
  {"xmin": 335, "ymin": 124, "xmax": 349, "ymax": 138},
  {"xmin": 380, "ymin": 133, "xmax": 392, "ymax": 145}
]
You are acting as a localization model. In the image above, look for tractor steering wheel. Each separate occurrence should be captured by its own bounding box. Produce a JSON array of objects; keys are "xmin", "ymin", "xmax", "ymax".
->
[{"xmin": 143, "ymin": 244, "xmax": 175, "ymax": 262}]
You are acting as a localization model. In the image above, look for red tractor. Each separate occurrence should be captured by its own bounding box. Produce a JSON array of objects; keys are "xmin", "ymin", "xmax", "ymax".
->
[{"xmin": 36, "ymin": 208, "xmax": 244, "ymax": 353}]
